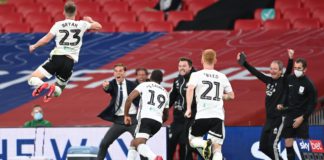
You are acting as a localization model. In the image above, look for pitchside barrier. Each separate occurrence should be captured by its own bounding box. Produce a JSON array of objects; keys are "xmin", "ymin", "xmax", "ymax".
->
[{"xmin": 0, "ymin": 126, "xmax": 323, "ymax": 160}]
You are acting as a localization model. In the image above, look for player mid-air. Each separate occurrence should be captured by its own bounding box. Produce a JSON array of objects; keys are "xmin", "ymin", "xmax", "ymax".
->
[{"xmin": 28, "ymin": 1, "xmax": 101, "ymax": 102}]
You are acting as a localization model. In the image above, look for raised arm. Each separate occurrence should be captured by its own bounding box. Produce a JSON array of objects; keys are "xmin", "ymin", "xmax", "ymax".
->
[
  {"xmin": 284, "ymin": 49, "xmax": 294, "ymax": 76},
  {"xmin": 83, "ymin": 16, "xmax": 102, "ymax": 30}
]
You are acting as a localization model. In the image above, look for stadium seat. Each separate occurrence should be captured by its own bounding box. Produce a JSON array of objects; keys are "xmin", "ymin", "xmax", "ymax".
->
[
  {"xmin": 109, "ymin": 11, "xmax": 137, "ymax": 25},
  {"xmin": 36, "ymin": 0, "xmax": 64, "ymax": 6},
  {"xmin": 146, "ymin": 21, "xmax": 173, "ymax": 32},
  {"xmin": 80, "ymin": 11, "xmax": 109, "ymax": 23},
  {"xmin": 44, "ymin": 2, "xmax": 65, "ymax": 16},
  {"xmin": 263, "ymin": 19, "xmax": 291, "ymax": 30},
  {"xmin": 76, "ymin": 2, "xmax": 101, "ymax": 14},
  {"xmin": 24, "ymin": 12, "xmax": 53, "ymax": 26},
  {"xmin": 0, "ymin": 4, "xmax": 16, "ymax": 14},
  {"xmin": 130, "ymin": 2, "xmax": 155, "ymax": 14},
  {"xmin": 31, "ymin": 22, "xmax": 53, "ymax": 33},
  {"xmin": 254, "ymin": 8, "xmax": 281, "ymax": 21},
  {"xmin": 117, "ymin": 22, "xmax": 145, "ymax": 32},
  {"xmin": 283, "ymin": 8, "xmax": 311, "ymax": 22},
  {"xmin": 187, "ymin": 0, "xmax": 215, "ymax": 15},
  {"xmin": 274, "ymin": 0, "xmax": 302, "ymax": 12},
  {"xmin": 303, "ymin": 0, "xmax": 324, "ymax": 10},
  {"xmin": 292, "ymin": 18, "xmax": 321, "ymax": 29},
  {"xmin": 3, "ymin": 22, "xmax": 31, "ymax": 33},
  {"xmin": 8, "ymin": 0, "xmax": 35, "ymax": 6},
  {"xmin": 312, "ymin": 8, "xmax": 324, "ymax": 24},
  {"xmin": 94, "ymin": 0, "xmax": 121, "ymax": 6},
  {"xmin": 128, "ymin": 0, "xmax": 158, "ymax": 6},
  {"xmin": 74, "ymin": 0, "xmax": 94, "ymax": 3},
  {"xmin": 15, "ymin": 3, "xmax": 44, "ymax": 16},
  {"xmin": 0, "ymin": 13, "xmax": 24, "ymax": 26},
  {"xmin": 234, "ymin": 19, "xmax": 262, "ymax": 31},
  {"xmin": 167, "ymin": 11, "xmax": 194, "ymax": 26},
  {"xmin": 99, "ymin": 22, "xmax": 117, "ymax": 32},
  {"xmin": 102, "ymin": 1, "xmax": 129, "ymax": 15},
  {"xmin": 138, "ymin": 11, "xmax": 165, "ymax": 25},
  {"xmin": 52, "ymin": 12, "xmax": 65, "ymax": 22}
]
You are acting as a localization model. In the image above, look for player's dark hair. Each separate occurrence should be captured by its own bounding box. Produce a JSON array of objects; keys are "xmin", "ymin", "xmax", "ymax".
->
[
  {"xmin": 179, "ymin": 57, "xmax": 193, "ymax": 67},
  {"xmin": 295, "ymin": 58, "xmax": 307, "ymax": 68},
  {"xmin": 150, "ymin": 70, "xmax": 163, "ymax": 84},
  {"xmin": 135, "ymin": 67, "xmax": 148, "ymax": 75},
  {"xmin": 64, "ymin": 1, "xmax": 76, "ymax": 17},
  {"xmin": 114, "ymin": 63, "xmax": 127, "ymax": 71}
]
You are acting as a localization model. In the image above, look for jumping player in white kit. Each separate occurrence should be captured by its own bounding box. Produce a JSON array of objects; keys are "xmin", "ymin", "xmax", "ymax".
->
[
  {"xmin": 124, "ymin": 70, "xmax": 169, "ymax": 160},
  {"xmin": 185, "ymin": 49, "xmax": 235, "ymax": 160},
  {"xmin": 28, "ymin": 0, "xmax": 102, "ymax": 102}
]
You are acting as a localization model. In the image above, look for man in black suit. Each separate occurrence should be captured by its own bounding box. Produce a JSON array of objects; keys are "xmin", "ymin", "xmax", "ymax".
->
[{"xmin": 97, "ymin": 63, "xmax": 139, "ymax": 160}]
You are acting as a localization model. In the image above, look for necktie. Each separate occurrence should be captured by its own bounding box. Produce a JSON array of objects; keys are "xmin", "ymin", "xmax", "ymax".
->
[{"xmin": 116, "ymin": 84, "xmax": 123, "ymax": 110}]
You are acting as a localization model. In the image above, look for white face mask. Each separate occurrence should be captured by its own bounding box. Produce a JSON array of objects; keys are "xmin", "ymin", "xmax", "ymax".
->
[{"xmin": 294, "ymin": 69, "xmax": 303, "ymax": 77}]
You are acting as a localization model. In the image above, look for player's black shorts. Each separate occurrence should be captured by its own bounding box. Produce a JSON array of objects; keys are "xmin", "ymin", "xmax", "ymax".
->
[
  {"xmin": 41, "ymin": 55, "xmax": 74, "ymax": 83},
  {"xmin": 190, "ymin": 118, "xmax": 224, "ymax": 140},
  {"xmin": 135, "ymin": 118, "xmax": 162, "ymax": 139},
  {"xmin": 281, "ymin": 116, "xmax": 309, "ymax": 139}
]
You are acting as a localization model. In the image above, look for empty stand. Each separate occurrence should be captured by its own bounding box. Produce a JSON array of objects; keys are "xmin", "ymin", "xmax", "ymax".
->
[
  {"xmin": 0, "ymin": 13, "xmax": 24, "ymax": 26},
  {"xmin": 263, "ymin": 19, "xmax": 291, "ymax": 30},
  {"xmin": 138, "ymin": 11, "xmax": 165, "ymax": 25},
  {"xmin": 25, "ymin": 12, "xmax": 53, "ymax": 26},
  {"xmin": 102, "ymin": 1, "xmax": 129, "ymax": 15},
  {"xmin": 15, "ymin": 3, "xmax": 44, "ymax": 16},
  {"xmin": 44, "ymin": 2, "xmax": 65, "ymax": 16},
  {"xmin": 99, "ymin": 22, "xmax": 117, "ymax": 32},
  {"xmin": 254, "ymin": 8, "xmax": 281, "ymax": 21},
  {"xmin": 130, "ymin": 2, "xmax": 155, "ymax": 14},
  {"xmin": 128, "ymin": 0, "xmax": 157, "ymax": 7},
  {"xmin": 234, "ymin": 19, "xmax": 262, "ymax": 30},
  {"xmin": 110, "ymin": 11, "xmax": 137, "ymax": 25},
  {"xmin": 275, "ymin": 0, "xmax": 302, "ymax": 12},
  {"xmin": 303, "ymin": 0, "xmax": 324, "ymax": 10},
  {"xmin": 3, "ymin": 23, "xmax": 31, "ymax": 33},
  {"xmin": 167, "ymin": 11, "xmax": 194, "ymax": 26},
  {"xmin": 187, "ymin": 0, "xmax": 215, "ymax": 15},
  {"xmin": 146, "ymin": 21, "xmax": 173, "ymax": 32},
  {"xmin": 117, "ymin": 22, "xmax": 145, "ymax": 32},
  {"xmin": 283, "ymin": 8, "xmax": 311, "ymax": 22},
  {"xmin": 76, "ymin": 2, "xmax": 102, "ymax": 14},
  {"xmin": 0, "ymin": 4, "xmax": 16, "ymax": 14},
  {"xmin": 312, "ymin": 8, "xmax": 324, "ymax": 24},
  {"xmin": 293, "ymin": 18, "xmax": 321, "ymax": 29},
  {"xmin": 32, "ymin": 22, "xmax": 53, "ymax": 33},
  {"xmin": 80, "ymin": 11, "xmax": 109, "ymax": 23}
]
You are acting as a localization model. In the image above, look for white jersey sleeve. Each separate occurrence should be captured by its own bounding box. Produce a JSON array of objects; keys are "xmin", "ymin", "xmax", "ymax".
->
[{"xmin": 135, "ymin": 82, "xmax": 169, "ymax": 123}]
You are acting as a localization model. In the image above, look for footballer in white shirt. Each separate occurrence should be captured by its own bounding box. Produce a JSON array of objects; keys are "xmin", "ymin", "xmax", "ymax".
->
[
  {"xmin": 28, "ymin": 1, "xmax": 101, "ymax": 102},
  {"xmin": 185, "ymin": 49, "xmax": 235, "ymax": 160},
  {"xmin": 124, "ymin": 70, "xmax": 169, "ymax": 160}
]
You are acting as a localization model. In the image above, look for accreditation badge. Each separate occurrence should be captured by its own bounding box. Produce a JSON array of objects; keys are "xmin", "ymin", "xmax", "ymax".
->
[{"xmin": 299, "ymin": 86, "xmax": 305, "ymax": 94}]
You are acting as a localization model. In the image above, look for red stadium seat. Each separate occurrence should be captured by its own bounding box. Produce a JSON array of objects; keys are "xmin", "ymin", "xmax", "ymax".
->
[
  {"xmin": 31, "ymin": 22, "xmax": 53, "ymax": 33},
  {"xmin": 167, "ymin": 11, "xmax": 194, "ymax": 26},
  {"xmin": 263, "ymin": 19, "xmax": 291, "ymax": 30},
  {"xmin": 254, "ymin": 8, "xmax": 281, "ymax": 21},
  {"xmin": 44, "ymin": 2, "xmax": 65, "ymax": 16},
  {"xmin": 102, "ymin": 1, "xmax": 129, "ymax": 15},
  {"xmin": 74, "ymin": 0, "xmax": 94, "ymax": 3},
  {"xmin": 15, "ymin": 3, "xmax": 44, "ymax": 16},
  {"xmin": 25, "ymin": 12, "xmax": 53, "ymax": 26},
  {"xmin": 80, "ymin": 11, "xmax": 109, "ymax": 23},
  {"xmin": 76, "ymin": 2, "xmax": 101, "ymax": 14},
  {"xmin": 187, "ymin": 0, "xmax": 215, "ymax": 15},
  {"xmin": 0, "ymin": 4, "xmax": 16, "ymax": 14},
  {"xmin": 99, "ymin": 22, "xmax": 117, "ymax": 32},
  {"xmin": 283, "ymin": 8, "xmax": 311, "ymax": 22},
  {"xmin": 128, "ymin": 0, "xmax": 158, "ymax": 6},
  {"xmin": 36, "ymin": 0, "xmax": 64, "ymax": 6},
  {"xmin": 3, "ymin": 23, "xmax": 31, "ymax": 33},
  {"xmin": 312, "ymin": 8, "xmax": 324, "ymax": 24},
  {"xmin": 52, "ymin": 12, "xmax": 65, "ymax": 22},
  {"xmin": 94, "ymin": 0, "xmax": 121, "ymax": 6},
  {"xmin": 8, "ymin": 0, "xmax": 35, "ymax": 6},
  {"xmin": 117, "ymin": 22, "xmax": 145, "ymax": 32},
  {"xmin": 234, "ymin": 19, "xmax": 262, "ymax": 31},
  {"xmin": 109, "ymin": 11, "xmax": 137, "ymax": 25},
  {"xmin": 146, "ymin": 21, "xmax": 173, "ymax": 32},
  {"xmin": 274, "ymin": 0, "xmax": 302, "ymax": 12},
  {"xmin": 292, "ymin": 18, "xmax": 321, "ymax": 29},
  {"xmin": 138, "ymin": 11, "xmax": 165, "ymax": 25},
  {"xmin": 130, "ymin": 2, "xmax": 155, "ymax": 14},
  {"xmin": 0, "ymin": 13, "xmax": 24, "ymax": 26},
  {"xmin": 303, "ymin": 0, "xmax": 324, "ymax": 10}
]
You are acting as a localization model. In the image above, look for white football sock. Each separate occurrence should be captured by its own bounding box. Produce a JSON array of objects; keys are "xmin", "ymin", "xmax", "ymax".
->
[
  {"xmin": 212, "ymin": 150, "xmax": 223, "ymax": 160},
  {"xmin": 127, "ymin": 147, "xmax": 138, "ymax": 160},
  {"xmin": 28, "ymin": 77, "xmax": 44, "ymax": 87},
  {"xmin": 137, "ymin": 144, "xmax": 156, "ymax": 160},
  {"xmin": 190, "ymin": 137, "xmax": 207, "ymax": 148}
]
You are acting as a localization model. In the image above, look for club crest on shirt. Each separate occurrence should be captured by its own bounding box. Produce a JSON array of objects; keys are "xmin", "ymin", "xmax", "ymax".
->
[{"xmin": 299, "ymin": 86, "xmax": 305, "ymax": 94}]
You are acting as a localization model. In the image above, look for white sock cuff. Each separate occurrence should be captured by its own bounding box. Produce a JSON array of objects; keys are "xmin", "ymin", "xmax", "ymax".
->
[{"xmin": 28, "ymin": 77, "xmax": 44, "ymax": 87}]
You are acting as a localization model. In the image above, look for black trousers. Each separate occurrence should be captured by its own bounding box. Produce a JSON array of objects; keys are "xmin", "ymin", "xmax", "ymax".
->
[
  {"xmin": 259, "ymin": 117, "xmax": 285, "ymax": 160},
  {"xmin": 168, "ymin": 118, "xmax": 194, "ymax": 160}
]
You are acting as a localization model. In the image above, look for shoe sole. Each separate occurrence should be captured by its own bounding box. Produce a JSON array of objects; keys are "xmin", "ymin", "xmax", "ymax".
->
[
  {"xmin": 32, "ymin": 83, "xmax": 48, "ymax": 97},
  {"xmin": 203, "ymin": 140, "xmax": 212, "ymax": 160},
  {"xmin": 43, "ymin": 84, "xmax": 55, "ymax": 102}
]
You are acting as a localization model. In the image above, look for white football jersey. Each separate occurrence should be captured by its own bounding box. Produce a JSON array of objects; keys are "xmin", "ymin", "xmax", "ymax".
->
[
  {"xmin": 49, "ymin": 19, "xmax": 91, "ymax": 62},
  {"xmin": 187, "ymin": 69, "xmax": 233, "ymax": 120},
  {"xmin": 135, "ymin": 82, "xmax": 169, "ymax": 123}
]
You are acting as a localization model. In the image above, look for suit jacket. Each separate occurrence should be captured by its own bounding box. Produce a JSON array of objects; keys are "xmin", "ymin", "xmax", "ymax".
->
[{"xmin": 98, "ymin": 79, "xmax": 139, "ymax": 122}]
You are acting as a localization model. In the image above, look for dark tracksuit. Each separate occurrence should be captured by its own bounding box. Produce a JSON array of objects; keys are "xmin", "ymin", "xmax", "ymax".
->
[
  {"xmin": 168, "ymin": 68, "xmax": 196, "ymax": 160},
  {"xmin": 281, "ymin": 74, "xmax": 317, "ymax": 160},
  {"xmin": 243, "ymin": 58, "xmax": 293, "ymax": 160}
]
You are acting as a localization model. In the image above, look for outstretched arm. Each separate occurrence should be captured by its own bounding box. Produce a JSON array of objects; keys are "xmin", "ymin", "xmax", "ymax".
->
[
  {"xmin": 83, "ymin": 16, "xmax": 102, "ymax": 30},
  {"xmin": 29, "ymin": 33, "xmax": 55, "ymax": 53},
  {"xmin": 184, "ymin": 84, "xmax": 195, "ymax": 118}
]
